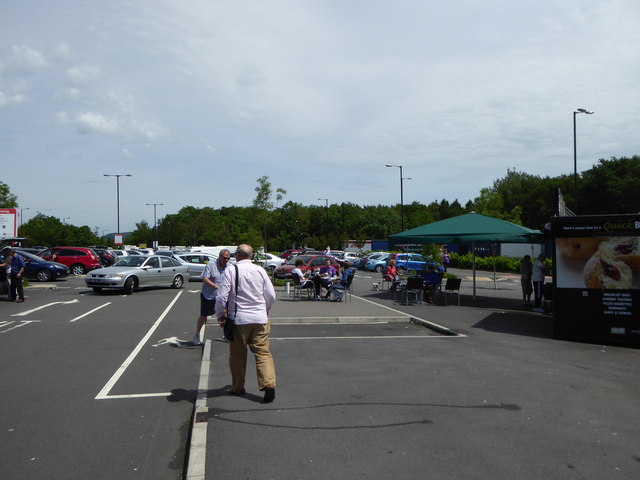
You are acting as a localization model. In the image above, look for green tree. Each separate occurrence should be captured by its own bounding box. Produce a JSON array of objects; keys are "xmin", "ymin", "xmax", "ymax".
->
[
  {"xmin": 21, "ymin": 214, "xmax": 100, "ymax": 246},
  {"xmin": 126, "ymin": 220, "xmax": 153, "ymax": 246},
  {"xmin": 0, "ymin": 180, "xmax": 18, "ymax": 207},
  {"xmin": 579, "ymin": 156, "xmax": 640, "ymax": 215},
  {"xmin": 252, "ymin": 176, "xmax": 286, "ymax": 251},
  {"xmin": 473, "ymin": 187, "xmax": 523, "ymax": 224}
]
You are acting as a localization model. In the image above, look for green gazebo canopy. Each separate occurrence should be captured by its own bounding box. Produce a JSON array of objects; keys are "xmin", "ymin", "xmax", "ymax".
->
[{"xmin": 390, "ymin": 212, "xmax": 542, "ymax": 246}]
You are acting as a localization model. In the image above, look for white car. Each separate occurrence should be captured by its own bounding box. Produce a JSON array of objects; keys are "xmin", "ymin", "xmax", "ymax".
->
[{"xmin": 254, "ymin": 253, "xmax": 285, "ymax": 272}]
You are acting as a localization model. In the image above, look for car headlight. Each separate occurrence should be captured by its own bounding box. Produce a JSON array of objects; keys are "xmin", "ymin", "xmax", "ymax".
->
[{"xmin": 106, "ymin": 274, "xmax": 124, "ymax": 279}]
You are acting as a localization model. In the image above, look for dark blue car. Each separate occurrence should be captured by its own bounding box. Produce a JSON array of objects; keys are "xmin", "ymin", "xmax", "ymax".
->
[{"xmin": 16, "ymin": 250, "xmax": 70, "ymax": 282}]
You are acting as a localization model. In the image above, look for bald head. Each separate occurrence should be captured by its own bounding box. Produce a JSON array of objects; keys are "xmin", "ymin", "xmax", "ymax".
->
[{"xmin": 235, "ymin": 244, "xmax": 253, "ymax": 260}]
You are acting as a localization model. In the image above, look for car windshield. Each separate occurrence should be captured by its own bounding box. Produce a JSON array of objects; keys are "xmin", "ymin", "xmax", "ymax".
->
[
  {"xmin": 286, "ymin": 255, "xmax": 312, "ymax": 265},
  {"xmin": 17, "ymin": 251, "xmax": 45, "ymax": 263},
  {"xmin": 114, "ymin": 256, "xmax": 146, "ymax": 267}
]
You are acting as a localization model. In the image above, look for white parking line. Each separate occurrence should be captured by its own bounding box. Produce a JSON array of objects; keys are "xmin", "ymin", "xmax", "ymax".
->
[
  {"xmin": 69, "ymin": 302, "xmax": 111, "ymax": 323},
  {"xmin": 0, "ymin": 320, "xmax": 41, "ymax": 333},
  {"xmin": 95, "ymin": 290, "xmax": 183, "ymax": 400},
  {"xmin": 272, "ymin": 335, "xmax": 464, "ymax": 340},
  {"xmin": 11, "ymin": 299, "xmax": 79, "ymax": 317}
]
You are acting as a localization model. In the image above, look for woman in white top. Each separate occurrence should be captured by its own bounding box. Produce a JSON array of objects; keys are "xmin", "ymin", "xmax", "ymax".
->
[{"xmin": 531, "ymin": 253, "xmax": 546, "ymax": 312}]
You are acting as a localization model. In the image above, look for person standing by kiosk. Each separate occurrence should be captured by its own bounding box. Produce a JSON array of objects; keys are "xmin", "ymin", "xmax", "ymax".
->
[{"xmin": 532, "ymin": 253, "xmax": 546, "ymax": 313}]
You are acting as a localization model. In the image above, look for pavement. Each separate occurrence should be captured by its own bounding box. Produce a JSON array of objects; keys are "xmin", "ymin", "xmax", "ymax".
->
[{"xmin": 185, "ymin": 268, "xmax": 640, "ymax": 480}]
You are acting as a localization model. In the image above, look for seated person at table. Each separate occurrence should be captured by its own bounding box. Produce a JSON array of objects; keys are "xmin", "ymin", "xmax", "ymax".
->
[
  {"xmin": 318, "ymin": 258, "xmax": 338, "ymax": 298},
  {"xmin": 422, "ymin": 264, "xmax": 441, "ymax": 304},
  {"xmin": 385, "ymin": 259, "xmax": 401, "ymax": 290},
  {"xmin": 292, "ymin": 258, "xmax": 320, "ymax": 297},
  {"xmin": 330, "ymin": 262, "xmax": 354, "ymax": 302}
]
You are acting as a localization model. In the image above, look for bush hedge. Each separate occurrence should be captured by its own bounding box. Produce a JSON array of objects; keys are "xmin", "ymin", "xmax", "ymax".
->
[{"xmin": 449, "ymin": 252, "xmax": 552, "ymax": 273}]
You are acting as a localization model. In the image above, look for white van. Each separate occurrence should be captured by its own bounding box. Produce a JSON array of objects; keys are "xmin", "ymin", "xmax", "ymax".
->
[{"xmin": 188, "ymin": 245, "xmax": 237, "ymax": 258}]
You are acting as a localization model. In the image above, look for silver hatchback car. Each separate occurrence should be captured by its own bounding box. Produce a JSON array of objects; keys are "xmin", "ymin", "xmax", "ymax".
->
[{"xmin": 85, "ymin": 255, "xmax": 188, "ymax": 294}]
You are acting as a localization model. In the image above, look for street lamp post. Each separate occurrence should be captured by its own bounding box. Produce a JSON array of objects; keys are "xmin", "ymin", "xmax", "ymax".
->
[
  {"xmin": 318, "ymin": 198, "xmax": 328, "ymax": 245},
  {"xmin": 573, "ymin": 108, "xmax": 594, "ymax": 209},
  {"xmin": 146, "ymin": 203, "xmax": 164, "ymax": 249},
  {"xmin": 104, "ymin": 174, "xmax": 132, "ymax": 236},
  {"xmin": 385, "ymin": 164, "xmax": 412, "ymax": 231},
  {"xmin": 19, "ymin": 207, "xmax": 30, "ymax": 234}
]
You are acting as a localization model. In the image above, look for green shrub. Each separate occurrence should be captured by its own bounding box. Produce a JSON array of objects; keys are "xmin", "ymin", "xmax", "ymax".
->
[{"xmin": 449, "ymin": 251, "xmax": 551, "ymax": 273}]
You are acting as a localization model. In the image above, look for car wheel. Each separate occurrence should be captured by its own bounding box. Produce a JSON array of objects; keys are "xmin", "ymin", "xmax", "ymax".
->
[
  {"xmin": 93, "ymin": 287, "xmax": 102, "ymax": 293},
  {"xmin": 397, "ymin": 266, "xmax": 406, "ymax": 275},
  {"xmin": 375, "ymin": 265, "xmax": 384, "ymax": 273},
  {"xmin": 71, "ymin": 264, "xmax": 86, "ymax": 275},
  {"xmin": 267, "ymin": 265, "xmax": 276, "ymax": 273},
  {"xmin": 171, "ymin": 275, "xmax": 184, "ymax": 289},
  {"xmin": 37, "ymin": 269, "xmax": 53, "ymax": 282},
  {"xmin": 124, "ymin": 277, "xmax": 135, "ymax": 295}
]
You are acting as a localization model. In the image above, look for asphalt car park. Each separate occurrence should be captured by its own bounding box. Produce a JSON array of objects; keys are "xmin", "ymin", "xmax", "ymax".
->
[
  {"xmin": 2, "ymin": 270, "xmax": 640, "ymax": 480},
  {"xmin": 0, "ymin": 276, "xmax": 203, "ymax": 480}
]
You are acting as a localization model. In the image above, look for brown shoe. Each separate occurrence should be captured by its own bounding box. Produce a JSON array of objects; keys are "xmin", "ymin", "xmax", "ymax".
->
[
  {"xmin": 16, "ymin": 299, "xmax": 24, "ymax": 303},
  {"xmin": 229, "ymin": 388, "xmax": 246, "ymax": 395},
  {"xmin": 263, "ymin": 386, "xmax": 275, "ymax": 403}
]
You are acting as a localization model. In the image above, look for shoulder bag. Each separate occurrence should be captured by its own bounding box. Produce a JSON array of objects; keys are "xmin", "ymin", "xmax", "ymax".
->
[{"xmin": 223, "ymin": 264, "xmax": 239, "ymax": 342}]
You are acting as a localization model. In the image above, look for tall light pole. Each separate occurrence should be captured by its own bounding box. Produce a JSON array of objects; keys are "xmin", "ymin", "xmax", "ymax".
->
[
  {"xmin": 573, "ymin": 108, "xmax": 594, "ymax": 209},
  {"xmin": 19, "ymin": 207, "xmax": 30, "ymax": 234},
  {"xmin": 318, "ymin": 198, "xmax": 328, "ymax": 245},
  {"xmin": 385, "ymin": 164, "xmax": 412, "ymax": 231},
  {"xmin": 104, "ymin": 174, "xmax": 132, "ymax": 236},
  {"xmin": 146, "ymin": 203, "xmax": 164, "ymax": 249}
]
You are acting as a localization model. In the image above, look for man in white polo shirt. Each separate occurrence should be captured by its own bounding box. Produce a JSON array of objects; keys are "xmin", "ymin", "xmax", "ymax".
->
[{"xmin": 215, "ymin": 244, "xmax": 277, "ymax": 403}]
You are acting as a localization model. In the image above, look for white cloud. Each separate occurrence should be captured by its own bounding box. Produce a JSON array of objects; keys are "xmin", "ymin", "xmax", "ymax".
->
[
  {"xmin": 0, "ymin": 91, "xmax": 28, "ymax": 107},
  {"xmin": 5, "ymin": 45, "xmax": 47, "ymax": 74},
  {"xmin": 74, "ymin": 111, "xmax": 121, "ymax": 135},
  {"xmin": 66, "ymin": 65, "xmax": 100, "ymax": 84}
]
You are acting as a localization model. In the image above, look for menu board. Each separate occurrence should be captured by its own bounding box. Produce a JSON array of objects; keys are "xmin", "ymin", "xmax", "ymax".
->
[
  {"xmin": 0, "ymin": 208, "xmax": 17, "ymax": 239},
  {"xmin": 551, "ymin": 215, "xmax": 640, "ymax": 346}
]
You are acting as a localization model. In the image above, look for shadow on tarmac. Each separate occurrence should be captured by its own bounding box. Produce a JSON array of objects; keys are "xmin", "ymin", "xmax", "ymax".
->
[{"xmin": 473, "ymin": 311, "xmax": 554, "ymax": 339}]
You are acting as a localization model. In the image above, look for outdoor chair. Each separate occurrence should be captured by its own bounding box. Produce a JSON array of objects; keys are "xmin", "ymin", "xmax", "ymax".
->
[
  {"xmin": 443, "ymin": 277, "xmax": 462, "ymax": 306},
  {"xmin": 332, "ymin": 269, "xmax": 355, "ymax": 302},
  {"xmin": 380, "ymin": 274, "xmax": 393, "ymax": 291},
  {"xmin": 292, "ymin": 273, "xmax": 315, "ymax": 301},
  {"xmin": 400, "ymin": 276, "xmax": 424, "ymax": 305}
]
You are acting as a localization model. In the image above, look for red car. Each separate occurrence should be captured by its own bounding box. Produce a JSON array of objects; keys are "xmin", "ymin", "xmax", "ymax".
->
[
  {"xmin": 38, "ymin": 247, "xmax": 102, "ymax": 275},
  {"xmin": 279, "ymin": 249, "xmax": 305, "ymax": 260},
  {"xmin": 273, "ymin": 255, "xmax": 340, "ymax": 279}
]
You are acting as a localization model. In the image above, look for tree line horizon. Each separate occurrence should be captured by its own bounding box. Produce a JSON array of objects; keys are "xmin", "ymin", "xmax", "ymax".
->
[{"xmin": 7, "ymin": 155, "xmax": 640, "ymax": 251}]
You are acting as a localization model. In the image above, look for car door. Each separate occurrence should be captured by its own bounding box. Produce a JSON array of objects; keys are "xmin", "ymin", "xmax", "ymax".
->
[
  {"xmin": 407, "ymin": 254, "xmax": 425, "ymax": 271},
  {"xmin": 140, "ymin": 256, "xmax": 162, "ymax": 287},
  {"xmin": 396, "ymin": 254, "xmax": 408, "ymax": 271},
  {"xmin": 160, "ymin": 256, "xmax": 179, "ymax": 286},
  {"xmin": 308, "ymin": 256, "xmax": 326, "ymax": 273}
]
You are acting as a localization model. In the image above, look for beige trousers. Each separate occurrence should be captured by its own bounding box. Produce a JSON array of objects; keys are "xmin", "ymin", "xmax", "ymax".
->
[{"xmin": 229, "ymin": 322, "xmax": 276, "ymax": 392}]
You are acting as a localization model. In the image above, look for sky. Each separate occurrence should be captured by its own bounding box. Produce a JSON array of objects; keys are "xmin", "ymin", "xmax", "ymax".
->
[{"xmin": 2, "ymin": 0, "xmax": 640, "ymax": 235}]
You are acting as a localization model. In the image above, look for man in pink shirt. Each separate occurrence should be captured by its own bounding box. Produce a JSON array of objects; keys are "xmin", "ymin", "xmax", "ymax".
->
[{"xmin": 215, "ymin": 244, "xmax": 277, "ymax": 403}]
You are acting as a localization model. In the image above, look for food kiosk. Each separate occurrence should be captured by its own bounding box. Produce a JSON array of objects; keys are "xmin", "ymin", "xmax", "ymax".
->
[{"xmin": 551, "ymin": 214, "xmax": 640, "ymax": 347}]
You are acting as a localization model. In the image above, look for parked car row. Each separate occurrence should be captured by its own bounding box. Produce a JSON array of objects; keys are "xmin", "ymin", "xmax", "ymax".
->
[
  {"xmin": 359, "ymin": 251, "xmax": 443, "ymax": 274},
  {"xmin": 6, "ymin": 242, "xmax": 367, "ymax": 285}
]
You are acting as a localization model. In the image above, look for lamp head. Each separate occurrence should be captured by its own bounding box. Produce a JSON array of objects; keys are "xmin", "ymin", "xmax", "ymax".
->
[{"xmin": 576, "ymin": 108, "xmax": 594, "ymax": 114}]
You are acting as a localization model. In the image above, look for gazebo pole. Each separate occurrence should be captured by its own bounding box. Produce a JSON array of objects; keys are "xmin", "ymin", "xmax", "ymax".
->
[{"xmin": 472, "ymin": 241, "xmax": 477, "ymax": 301}]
